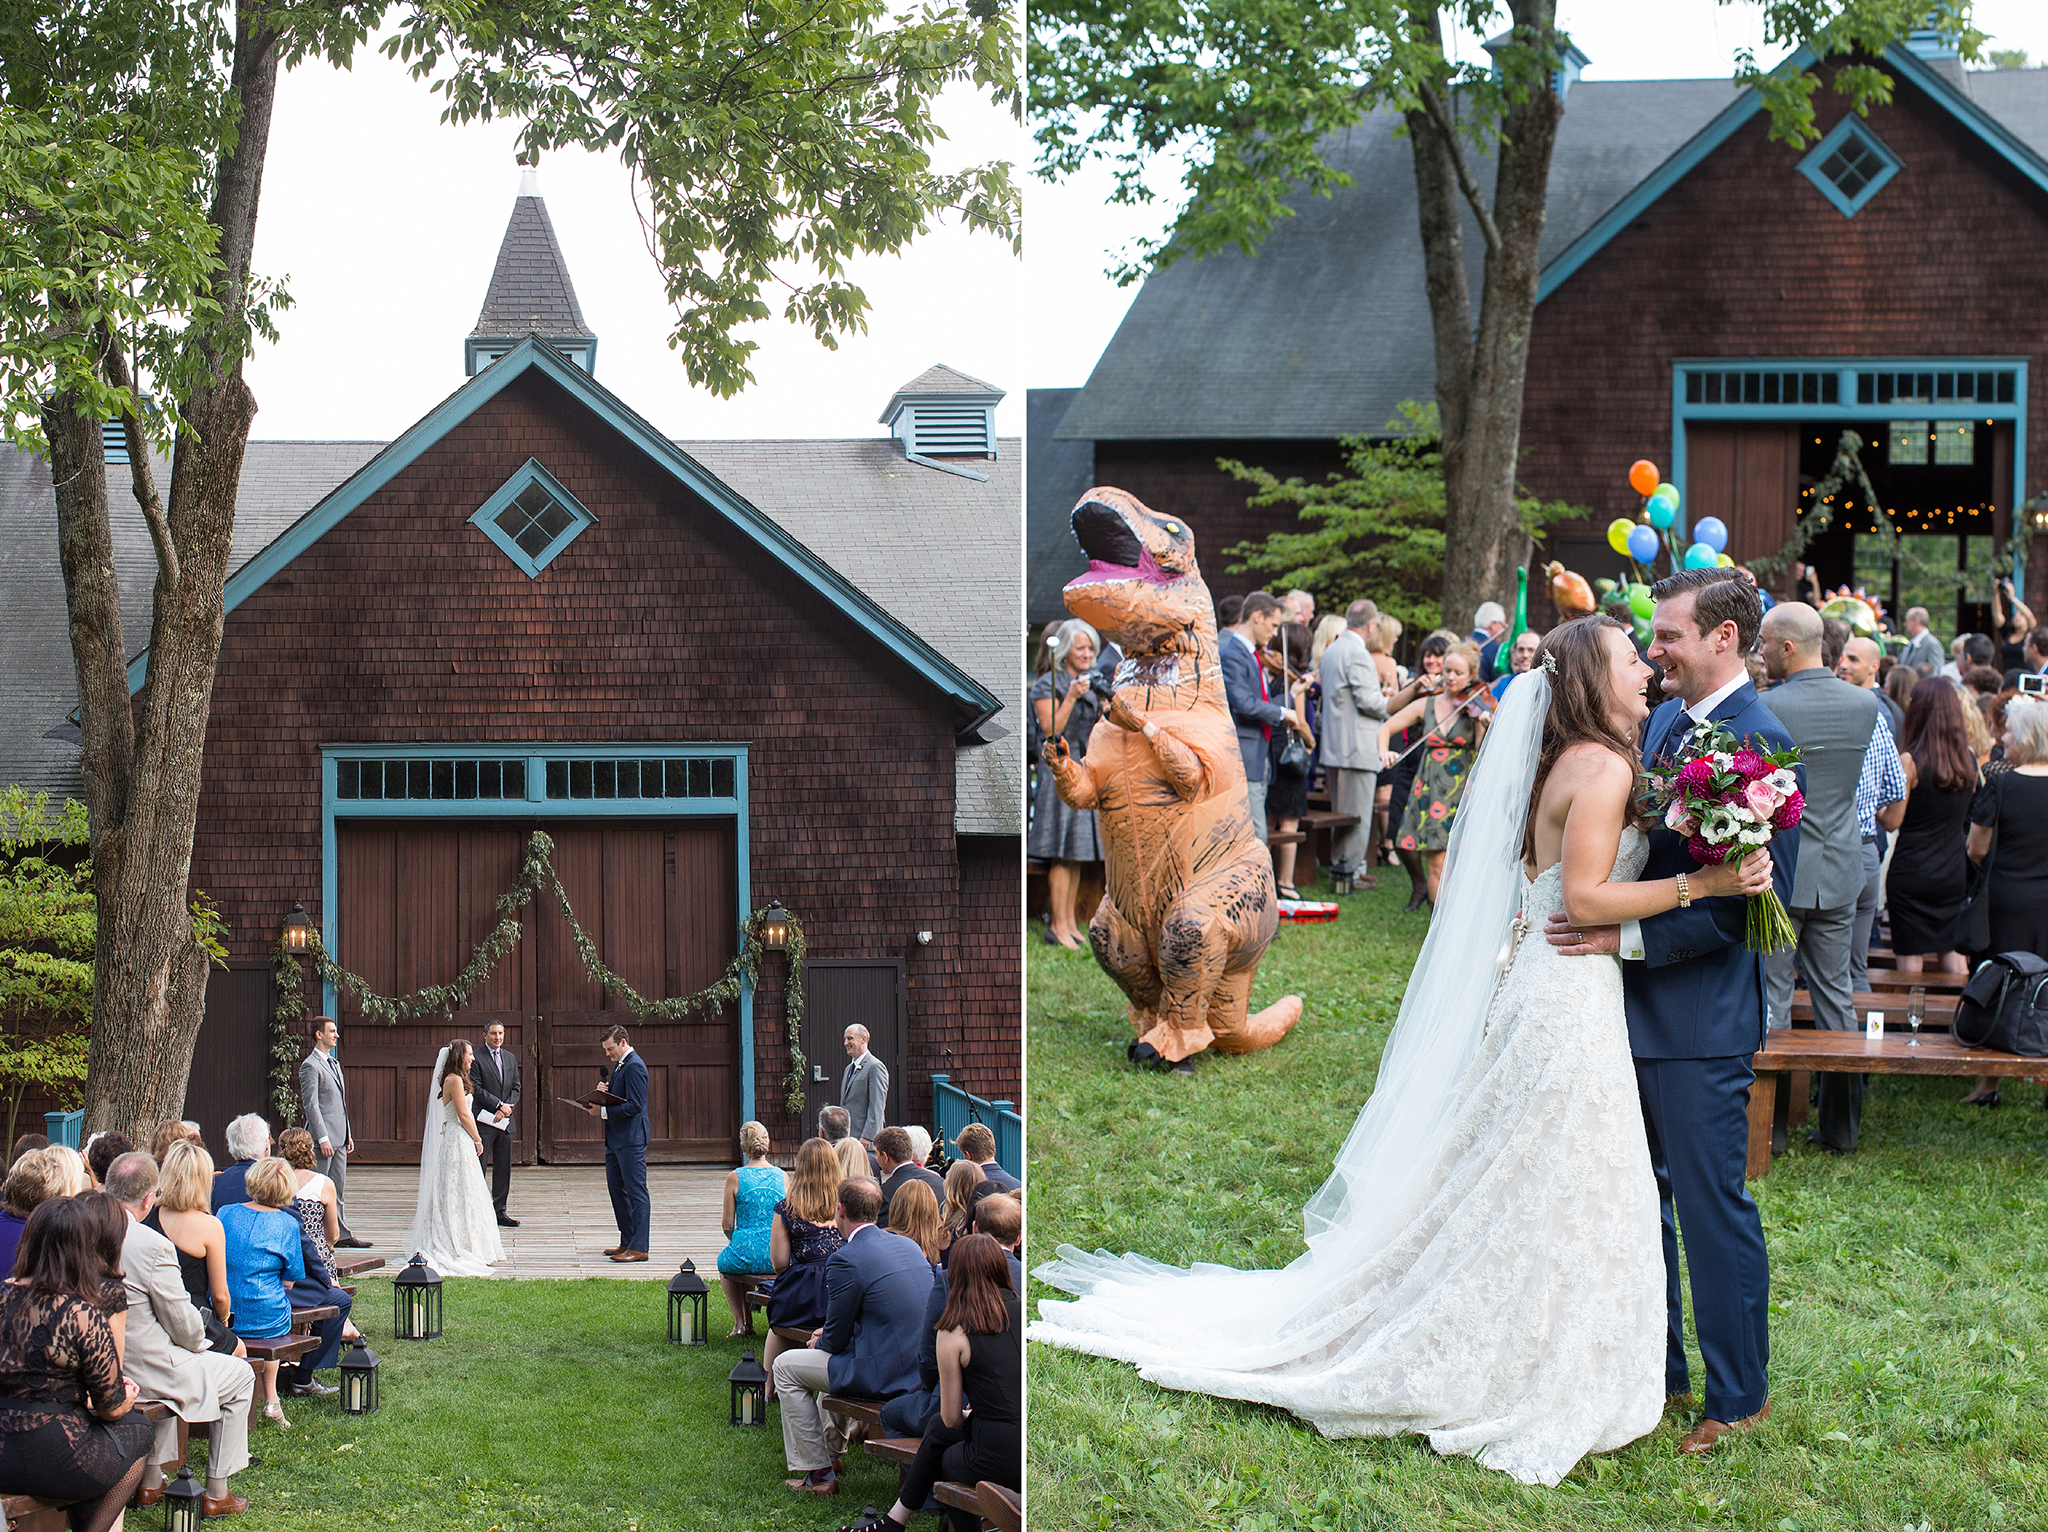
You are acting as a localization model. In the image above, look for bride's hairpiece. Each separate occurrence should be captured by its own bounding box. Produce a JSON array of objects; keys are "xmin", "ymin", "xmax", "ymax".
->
[{"xmin": 1541, "ymin": 651, "xmax": 1559, "ymax": 677}]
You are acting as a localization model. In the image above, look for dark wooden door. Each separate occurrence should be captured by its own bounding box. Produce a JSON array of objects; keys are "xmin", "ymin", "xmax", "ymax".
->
[
  {"xmin": 1685, "ymin": 424, "xmax": 1800, "ymax": 565},
  {"xmin": 186, "ymin": 965, "xmax": 273, "ymax": 1165},
  {"xmin": 802, "ymin": 960, "xmax": 907, "ymax": 1136}
]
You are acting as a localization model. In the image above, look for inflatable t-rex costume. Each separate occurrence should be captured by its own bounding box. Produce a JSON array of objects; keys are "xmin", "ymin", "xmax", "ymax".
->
[{"xmin": 1045, "ymin": 487, "xmax": 1303, "ymax": 1064}]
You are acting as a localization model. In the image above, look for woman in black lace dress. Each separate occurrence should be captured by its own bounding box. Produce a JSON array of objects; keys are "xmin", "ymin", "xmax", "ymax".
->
[
  {"xmin": 762, "ymin": 1140, "xmax": 846, "ymax": 1400},
  {"xmin": 0, "ymin": 1194, "xmax": 153, "ymax": 1532}
]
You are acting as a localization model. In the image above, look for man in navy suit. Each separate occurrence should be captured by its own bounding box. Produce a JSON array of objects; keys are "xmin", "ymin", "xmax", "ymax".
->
[
  {"xmin": 582, "ymin": 1023, "xmax": 650, "ymax": 1262},
  {"xmin": 1219, "ymin": 591, "xmax": 1289, "ymax": 844},
  {"xmin": 1546, "ymin": 567, "xmax": 1800, "ymax": 1457},
  {"xmin": 773, "ymin": 1177, "xmax": 931, "ymax": 1495},
  {"xmin": 954, "ymin": 1122, "xmax": 1019, "ymax": 1192}
]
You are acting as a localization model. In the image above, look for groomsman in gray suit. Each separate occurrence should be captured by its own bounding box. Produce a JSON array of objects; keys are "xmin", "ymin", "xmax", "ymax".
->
[
  {"xmin": 300, "ymin": 1017, "xmax": 370, "ymax": 1247},
  {"xmin": 840, "ymin": 1024, "xmax": 889, "ymax": 1146},
  {"xmin": 1757, "ymin": 602, "xmax": 1881, "ymax": 1152},
  {"xmin": 1318, "ymin": 599, "xmax": 1387, "ymax": 879}
]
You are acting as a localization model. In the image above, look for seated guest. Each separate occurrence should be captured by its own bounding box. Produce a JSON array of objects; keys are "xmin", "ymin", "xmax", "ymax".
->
[
  {"xmin": 1962, "ymin": 697, "xmax": 2048, "ymax": 1107},
  {"xmin": 148, "ymin": 1120, "xmax": 202, "ymax": 1166},
  {"xmin": 84, "ymin": 1132, "xmax": 134, "ymax": 1191},
  {"xmin": 221, "ymin": 1156, "xmax": 310, "ymax": 1426},
  {"xmin": 9, "ymin": 1133, "xmax": 48, "ymax": 1167},
  {"xmin": 1, "ymin": 1146, "xmax": 72, "ymax": 1276},
  {"xmin": 144, "ymin": 1142, "xmax": 246, "ymax": 1358},
  {"xmin": 716, "ymin": 1121, "xmax": 785, "ymax": 1339},
  {"xmin": 904, "ymin": 1126, "xmax": 934, "ymax": 1174},
  {"xmin": 832, "ymin": 1134, "xmax": 870, "ymax": 1185},
  {"xmin": 874, "ymin": 1126, "xmax": 942, "ymax": 1224},
  {"xmin": 847, "ymin": 1234, "xmax": 1022, "ymax": 1532},
  {"xmin": 0, "ymin": 1195, "xmax": 153, "ymax": 1532},
  {"xmin": 936, "ymin": 1160, "xmax": 984, "ymax": 1267},
  {"xmin": 820, "ymin": 1103, "xmax": 879, "ymax": 1178},
  {"xmin": 276, "ymin": 1129, "xmax": 361, "ymax": 1375},
  {"xmin": 880, "ymin": 1185, "xmax": 1026, "ymax": 1439},
  {"xmin": 212, "ymin": 1113, "xmax": 272, "ymax": 1210},
  {"xmin": 772, "ymin": 1177, "xmax": 929, "ymax": 1496},
  {"xmin": 887, "ymin": 1178, "xmax": 944, "ymax": 1266},
  {"xmin": 953, "ymin": 1123, "xmax": 1019, "ymax": 1193},
  {"xmin": 764, "ymin": 1140, "xmax": 845, "ymax": 1399},
  {"xmin": 106, "ymin": 1152, "xmax": 258, "ymax": 1516}
]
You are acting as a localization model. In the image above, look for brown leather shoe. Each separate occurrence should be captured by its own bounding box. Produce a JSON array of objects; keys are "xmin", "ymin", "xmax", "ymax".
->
[
  {"xmin": 784, "ymin": 1470, "xmax": 839, "ymax": 1495},
  {"xmin": 202, "ymin": 1491, "xmax": 250, "ymax": 1516},
  {"xmin": 611, "ymin": 1249, "xmax": 649, "ymax": 1263},
  {"xmin": 603, "ymin": 1245, "xmax": 625, "ymax": 1256},
  {"xmin": 1678, "ymin": 1401, "xmax": 1770, "ymax": 1455},
  {"xmin": 132, "ymin": 1484, "xmax": 165, "ymax": 1508}
]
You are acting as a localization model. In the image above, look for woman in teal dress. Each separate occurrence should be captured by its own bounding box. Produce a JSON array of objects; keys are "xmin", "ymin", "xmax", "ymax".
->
[
  {"xmin": 1379, "ymin": 642, "xmax": 1492, "ymax": 907},
  {"xmin": 717, "ymin": 1121, "xmax": 787, "ymax": 1337}
]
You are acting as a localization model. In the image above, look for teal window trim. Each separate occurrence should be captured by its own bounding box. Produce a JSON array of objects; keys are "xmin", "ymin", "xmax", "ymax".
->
[
  {"xmin": 318, "ymin": 741, "xmax": 756, "ymax": 1124},
  {"xmin": 1668, "ymin": 356, "xmax": 2027, "ymax": 592},
  {"xmin": 1798, "ymin": 117, "xmax": 1902, "ymax": 218},
  {"xmin": 468, "ymin": 458, "xmax": 596, "ymax": 577}
]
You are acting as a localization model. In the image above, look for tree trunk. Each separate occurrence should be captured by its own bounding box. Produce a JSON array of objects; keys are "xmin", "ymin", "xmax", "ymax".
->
[{"xmin": 58, "ymin": 5, "xmax": 280, "ymax": 1141}]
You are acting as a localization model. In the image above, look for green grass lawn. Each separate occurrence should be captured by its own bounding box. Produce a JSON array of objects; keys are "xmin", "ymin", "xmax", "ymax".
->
[
  {"xmin": 1027, "ymin": 876, "xmax": 2048, "ymax": 1531},
  {"xmin": 185, "ymin": 1280, "xmax": 896, "ymax": 1530}
]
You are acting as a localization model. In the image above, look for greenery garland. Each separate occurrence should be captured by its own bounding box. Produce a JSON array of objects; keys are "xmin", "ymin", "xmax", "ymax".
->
[
  {"xmin": 268, "ymin": 933, "xmax": 305, "ymax": 1126},
  {"xmin": 1749, "ymin": 429, "xmax": 1897, "ymax": 583},
  {"xmin": 281, "ymin": 831, "xmax": 810, "ymax": 1117}
]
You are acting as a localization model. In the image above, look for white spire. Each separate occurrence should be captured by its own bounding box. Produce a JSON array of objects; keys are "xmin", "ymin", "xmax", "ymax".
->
[{"xmin": 517, "ymin": 163, "xmax": 542, "ymax": 198}]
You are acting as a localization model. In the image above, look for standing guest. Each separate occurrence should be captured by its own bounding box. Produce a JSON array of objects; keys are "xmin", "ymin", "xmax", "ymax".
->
[
  {"xmin": 1282, "ymin": 589, "xmax": 1316, "ymax": 628},
  {"xmin": 299, "ymin": 1016, "xmax": 368, "ymax": 1248},
  {"xmin": 772, "ymin": 1177, "xmax": 930, "ymax": 1497},
  {"xmin": 1368, "ymin": 614, "xmax": 1403, "ymax": 695},
  {"xmin": 1470, "ymin": 601, "xmax": 1508, "ymax": 680},
  {"xmin": 1308, "ymin": 613, "xmax": 1348, "ymax": 672},
  {"xmin": 1889, "ymin": 678, "xmax": 1981, "ymax": 978},
  {"xmin": 9, "ymin": 1133, "xmax": 48, "ymax": 1167},
  {"xmin": 1317, "ymin": 599, "xmax": 1386, "ymax": 891},
  {"xmin": 106, "ymin": 1152, "xmax": 257, "ymax": 1517},
  {"xmin": 717, "ymin": 1121, "xmax": 785, "ymax": 1338},
  {"xmin": 1, "ymin": 1147, "xmax": 70, "ymax": 1275},
  {"xmin": 0, "ymin": 1196, "xmax": 152, "ymax": 1531},
  {"xmin": 1266, "ymin": 620, "xmax": 1318, "ymax": 899},
  {"xmin": 2027, "ymin": 625, "xmax": 2048, "ymax": 676},
  {"xmin": 1900, "ymin": 607, "xmax": 1945, "ymax": 674},
  {"xmin": 874, "ymin": 1126, "xmax": 943, "ymax": 1224},
  {"xmin": 1382, "ymin": 641, "xmax": 1491, "ymax": 907},
  {"xmin": 1849, "ymin": 714, "xmax": 1909, "ymax": 998},
  {"xmin": 1488, "ymin": 629, "xmax": 1541, "ymax": 701},
  {"xmin": 1029, "ymin": 617, "xmax": 1106, "ymax": 950},
  {"xmin": 1367, "ymin": 616, "xmax": 1405, "ymax": 858},
  {"xmin": 1381, "ymin": 633, "xmax": 1450, "ymax": 908},
  {"xmin": 886, "ymin": 1178, "xmax": 944, "ymax": 1265},
  {"xmin": 144, "ymin": 1142, "xmax": 245, "ymax": 1358},
  {"xmin": 586, "ymin": 1023, "xmax": 650, "ymax": 1262},
  {"xmin": 1961, "ymin": 698, "xmax": 2048, "ymax": 1105},
  {"xmin": 954, "ymin": 1123, "xmax": 1018, "ymax": 1193},
  {"xmin": 83, "ymin": 1133, "xmax": 133, "ymax": 1190},
  {"xmin": 1960, "ymin": 687, "xmax": 1995, "ymax": 765},
  {"xmin": 840, "ymin": 1025, "xmax": 889, "ymax": 1147},
  {"xmin": 764, "ymin": 1139, "xmax": 847, "ymax": 1396},
  {"xmin": 937, "ymin": 1159, "xmax": 985, "ymax": 1264},
  {"xmin": 1756, "ymin": 603, "xmax": 1880, "ymax": 1152},
  {"xmin": 1837, "ymin": 635, "xmax": 1900, "ymax": 733},
  {"xmin": 1819, "ymin": 617, "xmax": 1850, "ymax": 674},
  {"xmin": 1884, "ymin": 661, "xmax": 1918, "ymax": 721},
  {"xmin": 1784, "ymin": 559, "xmax": 1824, "ymax": 608},
  {"xmin": 1221, "ymin": 591, "xmax": 1290, "ymax": 847},
  {"xmin": 220, "ymin": 1157, "xmax": 308, "ymax": 1427},
  {"xmin": 472, "ymin": 1020, "xmax": 521, "ymax": 1227}
]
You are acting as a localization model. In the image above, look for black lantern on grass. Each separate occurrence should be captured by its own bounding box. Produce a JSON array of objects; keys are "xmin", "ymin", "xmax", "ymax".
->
[
  {"xmin": 339, "ymin": 1337, "xmax": 381, "ymax": 1413},
  {"xmin": 759, "ymin": 901, "xmax": 790, "ymax": 951},
  {"xmin": 163, "ymin": 1466, "xmax": 205, "ymax": 1532},
  {"xmin": 729, "ymin": 1350, "xmax": 768, "ymax": 1426},
  {"xmin": 667, "ymin": 1259, "xmax": 709, "ymax": 1345},
  {"xmin": 1329, "ymin": 859, "xmax": 1357, "ymax": 897},
  {"xmin": 394, "ymin": 1253, "xmax": 443, "ymax": 1339}
]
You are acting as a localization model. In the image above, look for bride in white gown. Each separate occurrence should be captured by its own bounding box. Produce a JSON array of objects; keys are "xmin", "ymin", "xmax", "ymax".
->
[
  {"xmin": 1032, "ymin": 617, "xmax": 1775, "ymax": 1485},
  {"xmin": 407, "ymin": 1040, "xmax": 505, "ymax": 1278}
]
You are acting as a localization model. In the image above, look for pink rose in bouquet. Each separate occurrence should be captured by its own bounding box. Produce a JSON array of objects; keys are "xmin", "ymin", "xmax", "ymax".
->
[{"xmin": 1742, "ymin": 777, "xmax": 1781, "ymax": 821}]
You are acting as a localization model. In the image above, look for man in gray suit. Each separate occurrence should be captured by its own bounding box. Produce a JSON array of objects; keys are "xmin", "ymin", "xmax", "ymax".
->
[
  {"xmin": 840, "ymin": 1024, "xmax": 889, "ymax": 1147},
  {"xmin": 473, "ymin": 1020, "xmax": 521, "ymax": 1227},
  {"xmin": 300, "ymin": 1016, "xmax": 369, "ymax": 1246},
  {"xmin": 1757, "ymin": 602, "xmax": 1881, "ymax": 1152},
  {"xmin": 1318, "ymin": 599, "xmax": 1387, "ymax": 879}
]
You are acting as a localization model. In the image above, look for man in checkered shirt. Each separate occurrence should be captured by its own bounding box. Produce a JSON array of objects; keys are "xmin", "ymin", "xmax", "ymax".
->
[{"xmin": 1852, "ymin": 713, "xmax": 1909, "ymax": 996}]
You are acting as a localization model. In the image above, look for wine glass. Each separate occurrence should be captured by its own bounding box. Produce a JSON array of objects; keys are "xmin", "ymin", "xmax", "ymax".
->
[{"xmin": 1908, "ymin": 985, "xmax": 1926, "ymax": 1048}]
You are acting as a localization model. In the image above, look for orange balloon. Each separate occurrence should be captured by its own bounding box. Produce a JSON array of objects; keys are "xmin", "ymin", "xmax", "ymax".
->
[{"xmin": 1628, "ymin": 459, "xmax": 1660, "ymax": 497}]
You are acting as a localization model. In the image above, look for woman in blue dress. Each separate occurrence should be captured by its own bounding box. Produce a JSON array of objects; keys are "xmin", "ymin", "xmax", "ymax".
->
[
  {"xmin": 221, "ymin": 1157, "xmax": 307, "ymax": 1428},
  {"xmin": 716, "ymin": 1121, "xmax": 786, "ymax": 1337}
]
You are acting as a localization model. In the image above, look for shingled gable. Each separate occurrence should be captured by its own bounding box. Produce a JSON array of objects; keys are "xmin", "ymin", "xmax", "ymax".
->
[
  {"xmin": 121, "ymin": 336, "xmax": 1003, "ymax": 736},
  {"xmin": 464, "ymin": 169, "xmax": 598, "ymax": 376}
]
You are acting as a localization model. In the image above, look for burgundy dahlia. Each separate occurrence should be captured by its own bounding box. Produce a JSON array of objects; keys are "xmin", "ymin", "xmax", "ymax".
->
[
  {"xmin": 1675, "ymin": 757, "xmax": 1716, "ymax": 792},
  {"xmin": 1772, "ymin": 790, "xmax": 1804, "ymax": 830},
  {"xmin": 1730, "ymin": 749, "xmax": 1769, "ymax": 780},
  {"xmin": 1686, "ymin": 834, "xmax": 1731, "ymax": 865}
]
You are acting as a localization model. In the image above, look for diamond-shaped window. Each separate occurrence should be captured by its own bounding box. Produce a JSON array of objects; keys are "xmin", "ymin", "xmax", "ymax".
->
[
  {"xmin": 468, "ymin": 459, "xmax": 596, "ymax": 577},
  {"xmin": 1798, "ymin": 119, "xmax": 1902, "ymax": 219}
]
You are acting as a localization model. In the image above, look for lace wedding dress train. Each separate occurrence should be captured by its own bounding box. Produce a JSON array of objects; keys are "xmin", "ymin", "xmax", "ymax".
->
[
  {"xmin": 407, "ymin": 1068, "xmax": 505, "ymax": 1278},
  {"xmin": 1032, "ymin": 676, "xmax": 1666, "ymax": 1488}
]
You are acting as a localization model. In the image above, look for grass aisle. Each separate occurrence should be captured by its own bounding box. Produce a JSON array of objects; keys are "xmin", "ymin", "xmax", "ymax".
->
[
  {"xmin": 193, "ymin": 1279, "xmax": 895, "ymax": 1530},
  {"xmin": 1027, "ymin": 878, "xmax": 2048, "ymax": 1531}
]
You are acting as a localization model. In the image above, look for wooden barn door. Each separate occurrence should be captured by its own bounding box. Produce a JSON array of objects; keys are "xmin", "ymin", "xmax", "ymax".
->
[
  {"xmin": 1685, "ymin": 424, "xmax": 1800, "ymax": 565},
  {"xmin": 802, "ymin": 960, "xmax": 907, "ymax": 1138},
  {"xmin": 186, "ymin": 965, "xmax": 273, "ymax": 1166},
  {"xmin": 336, "ymin": 819, "xmax": 738, "ymax": 1165}
]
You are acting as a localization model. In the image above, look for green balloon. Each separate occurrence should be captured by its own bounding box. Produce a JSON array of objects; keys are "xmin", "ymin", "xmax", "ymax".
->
[{"xmin": 1627, "ymin": 582, "xmax": 1654, "ymax": 619}]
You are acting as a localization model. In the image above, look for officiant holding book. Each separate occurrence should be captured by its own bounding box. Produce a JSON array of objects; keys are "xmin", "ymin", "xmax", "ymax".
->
[
  {"xmin": 473, "ymin": 1021, "xmax": 521, "ymax": 1228},
  {"xmin": 580, "ymin": 1023, "xmax": 650, "ymax": 1263}
]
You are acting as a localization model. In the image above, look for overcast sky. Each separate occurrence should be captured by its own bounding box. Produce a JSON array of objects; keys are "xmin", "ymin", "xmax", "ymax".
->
[
  {"xmin": 1029, "ymin": 0, "xmax": 2048, "ymax": 391},
  {"xmin": 243, "ymin": 41, "xmax": 1024, "ymax": 442}
]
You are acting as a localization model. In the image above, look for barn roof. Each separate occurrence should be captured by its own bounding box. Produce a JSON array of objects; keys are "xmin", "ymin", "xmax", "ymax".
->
[
  {"xmin": 0, "ymin": 342, "xmax": 1021, "ymax": 835},
  {"xmin": 470, "ymin": 183, "xmax": 592, "ymax": 342},
  {"xmin": 1056, "ymin": 48, "xmax": 2048, "ymax": 444}
]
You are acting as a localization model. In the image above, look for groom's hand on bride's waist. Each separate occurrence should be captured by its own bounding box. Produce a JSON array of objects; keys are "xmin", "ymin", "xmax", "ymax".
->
[{"xmin": 1544, "ymin": 914, "xmax": 1619, "ymax": 955}]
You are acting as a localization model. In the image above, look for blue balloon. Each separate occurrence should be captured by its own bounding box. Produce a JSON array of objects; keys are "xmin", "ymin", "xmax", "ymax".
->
[
  {"xmin": 1626, "ymin": 523, "xmax": 1660, "ymax": 563},
  {"xmin": 1693, "ymin": 516, "xmax": 1728, "ymax": 554},
  {"xmin": 1684, "ymin": 541, "xmax": 1717, "ymax": 569},
  {"xmin": 1646, "ymin": 495, "xmax": 1677, "ymax": 530}
]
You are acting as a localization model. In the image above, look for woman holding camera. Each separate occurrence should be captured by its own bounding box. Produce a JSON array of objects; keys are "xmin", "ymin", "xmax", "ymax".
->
[{"xmin": 1030, "ymin": 618, "xmax": 1106, "ymax": 950}]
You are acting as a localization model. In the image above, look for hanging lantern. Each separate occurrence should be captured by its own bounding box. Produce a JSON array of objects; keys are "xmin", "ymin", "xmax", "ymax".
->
[
  {"xmin": 729, "ymin": 1350, "xmax": 768, "ymax": 1426},
  {"xmin": 339, "ymin": 1337, "xmax": 381, "ymax": 1413},
  {"xmin": 393, "ymin": 1253, "xmax": 443, "ymax": 1340},
  {"xmin": 759, "ymin": 901, "xmax": 790, "ymax": 951},
  {"xmin": 163, "ymin": 1467, "xmax": 206, "ymax": 1532},
  {"xmin": 284, "ymin": 902, "xmax": 312, "ymax": 952},
  {"xmin": 667, "ymin": 1259, "xmax": 710, "ymax": 1346}
]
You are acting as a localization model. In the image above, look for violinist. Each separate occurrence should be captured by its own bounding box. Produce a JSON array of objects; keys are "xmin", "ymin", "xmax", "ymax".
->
[{"xmin": 1379, "ymin": 641, "xmax": 1492, "ymax": 908}]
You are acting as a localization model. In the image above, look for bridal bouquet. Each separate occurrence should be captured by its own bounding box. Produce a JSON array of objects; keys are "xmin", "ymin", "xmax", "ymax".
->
[{"xmin": 1641, "ymin": 718, "xmax": 1803, "ymax": 954}]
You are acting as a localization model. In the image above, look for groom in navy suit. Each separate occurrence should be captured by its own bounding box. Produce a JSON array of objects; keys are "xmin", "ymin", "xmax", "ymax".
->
[
  {"xmin": 583, "ymin": 1023, "xmax": 650, "ymax": 1262},
  {"xmin": 1547, "ymin": 568, "xmax": 1800, "ymax": 1455}
]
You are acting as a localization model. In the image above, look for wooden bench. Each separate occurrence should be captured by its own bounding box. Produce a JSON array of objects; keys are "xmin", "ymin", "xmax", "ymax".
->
[
  {"xmin": 1867, "ymin": 970, "xmax": 1966, "ymax": 993},
  {"xmin": 1297, "ymin": 809, "xmax": 1362, "ymax": 884},
  {"xmin": 1746, "ymin": 1030, "xmax": 2044, "ymax": 1178},
  {"xmin": 1789, "ymin": 990, "xmax": 1958, "ymax": 1032},
  {"xmin": 864, "ymin": 1436, "xmax": 921, "ymax": 1467},
  {"xmin": 332, "ymin": 1254, "xmax": 385, "ymax": 1279},
  {"xmin": 821, "ymin": 1395, "xmax": 887, "ymax": 1430},
  {"xmin": 4, "ymin": 1406, "xmax": 171, "ymax": 1531},
  {"xmin": 977, "ymin": 1482, "xmax": 1023, "ymax": 1532},
  {"xmin": 936, "ymin": 1480, "xmax": 990, "ymax": 1529}
]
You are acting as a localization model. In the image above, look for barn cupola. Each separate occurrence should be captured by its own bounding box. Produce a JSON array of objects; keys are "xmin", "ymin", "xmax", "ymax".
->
[
  {"xmin": 880, "ymin": 365, "xmax": 1004, "ymax": 481},
  {"xmin": 1904, "ymin": 20, "xmax": 1965, "ymax": 82},
  {"xmin": 1483, "ymin": 29, "xmax": 1588, "ymax": 102},
  {"xmin": 465, "ymin": 165, "xmax": 599, "ymax": 377}
]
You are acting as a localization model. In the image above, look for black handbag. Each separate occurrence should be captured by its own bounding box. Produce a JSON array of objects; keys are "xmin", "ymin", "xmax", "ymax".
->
[
  {"xmin": 1276, "ymin": 731, "xmax": 1311, "ymax": 778},
  {"xmin": 1954, "ymin": 950, "xmax": 2048, "ymax": 1057}
]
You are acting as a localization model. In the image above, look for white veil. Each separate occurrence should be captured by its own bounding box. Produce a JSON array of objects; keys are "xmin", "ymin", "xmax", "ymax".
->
[
  {"xmin": 405, "ymin": 1044, "xmax": 452, "ymax": 1263},
  {"xmin": 1032, "ymin": 670, "xmax": 1554, "ymax": 1353}
]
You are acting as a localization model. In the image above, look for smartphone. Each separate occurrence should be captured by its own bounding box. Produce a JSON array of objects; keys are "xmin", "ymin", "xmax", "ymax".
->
[{"xmin": 2021, "ymin": 672, "xmax": 2048, "ymax": 696}]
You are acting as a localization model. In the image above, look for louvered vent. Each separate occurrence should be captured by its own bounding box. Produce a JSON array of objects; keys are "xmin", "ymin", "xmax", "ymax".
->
[
  {"xmin": 103, "ymin": 421, "xmax": 129, "ymax": 465},
  {"xmin": 908, "ymin": 405, "xmax": 992, "ymax": 457}
]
